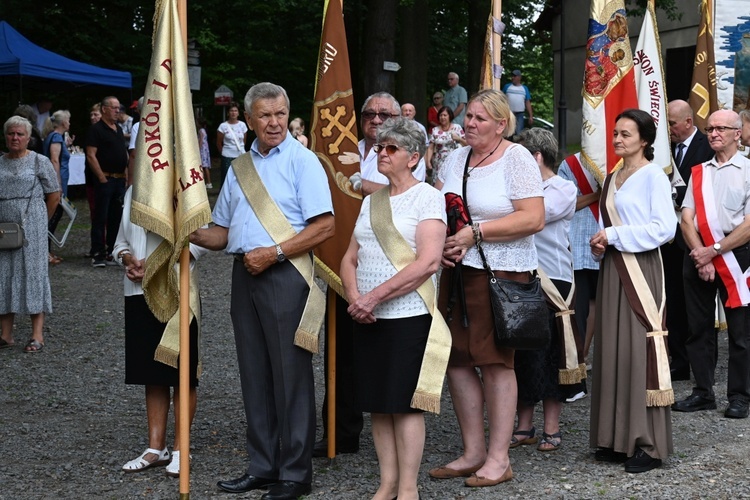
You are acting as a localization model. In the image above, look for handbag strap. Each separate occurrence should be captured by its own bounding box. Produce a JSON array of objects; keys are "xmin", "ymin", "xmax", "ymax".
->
[
  {"xmin": 20, "ymin": 154, "xmax": 42, "ymax": 228},
  {"xmin": 460, "ymin": 149, "xmax": 495, "ymax": 279}
]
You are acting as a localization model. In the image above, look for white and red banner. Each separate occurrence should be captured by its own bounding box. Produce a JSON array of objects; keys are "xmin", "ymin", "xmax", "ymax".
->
[{"xmin": 580, "ymin": 0, "xmax": 638, "ymax": 184}]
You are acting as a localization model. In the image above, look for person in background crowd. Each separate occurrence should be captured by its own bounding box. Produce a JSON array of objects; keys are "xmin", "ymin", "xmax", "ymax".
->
[
  {"xmin": 42, "ymin": 110, "xmax": 71, "ymax": 266},
  {"xmin": 216, "ymin": 101, "xmax": 248, "ymax": 188},
  {"xmin": 425, "ymin": 106, "xmax": 465, "ymax": 185},
  {"xmin": 502, "ymin": 70, "xmax": 534, "ymax": 136},
  {"xmin": 664, "ymin": 99, "xmax": 714, "ymax": 381},
  {"xmin": 86, "ymin": 96, "xmax": 128, "ymax": 268},
  {"xmin": 557, "ymin": 152, "xmax": 600, "ymax": 401},
  {"xmin": 443, "ymin": 72, "xmax": 468, "ymax": 127},
  {"xmin": 115, "ymin": 182, "xmax": 206, "ymax": 478},
  {"xmin": 740, "ymin": 109, "xmax": 750, "ymax": 147},
  {"xmin": 83, "ymin": 103, "xmax": 102, "ymax": 259},
  {"xmin": 127, "ymin": 97, "xmax": 145, "ymax": 186},
  {"xmin": 0, "ymin": 116, "xmax": 61, "ymax": 353},
  {"xmin": 400, "ymin": 103, "xmax": 429, "ymax": 145},
  {"xmin": 117, "ymin": 105, "xmax": 134, "ymax": 145},
  {"xmin": 431, "ymin": 89, "xmax": 544, "ymax": 487},
  {"xmin": 340, "ymin": 116, "xmax": 446, "ymax": 500},
  {"xmin": 673, "ymin": 109, "xmax": 750, "ymax": 420},
  {"xmin": 590, "ymin": 109, "xmax": 676, "ymax": 473},
  {"xmin": 129, "ymin": 100, "xmax": 141, "ymax": 124},
  {"xmin": 32, "ymin": 98, "xmax": 52, "ymax": 133},
  {"xmin": 427, "ymin": 91, "xmax": 444, "ymax": 130},
  {"xmin": 197, "ymin": 116, "xmax": 212, "ymax": 188},
  {"xmin": 511, "ymin": 128, "xmax": 577, "ymax": 453},
  {"xmin": 191, "ymin": 82, "xmax": 334, "ymax": 500},
  {"xmin": 13, "ymin": 105, "xmax": 43, "ymax": 154},
  {"xmin": 290, "ymin": 117, "xmax": 309, "ymax": 148}
]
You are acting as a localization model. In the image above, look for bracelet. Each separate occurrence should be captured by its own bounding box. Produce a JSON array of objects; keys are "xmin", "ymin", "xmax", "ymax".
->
[
  {"xmin": 471, "ymin": 222, "xmax": 483, "ymax": 244},
  {"xmin": 117, "ymin": 250, "xmax": 131, "ymax": 266}
]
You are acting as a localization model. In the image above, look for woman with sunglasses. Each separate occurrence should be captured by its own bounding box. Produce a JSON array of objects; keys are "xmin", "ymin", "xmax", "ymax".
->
[
  {"xmin": 340, "ymin": 117, "xmax": 446, "ymax": 500},
  {"xmin": 431, "ymin": 89, "xmax": 544, "ymax": 487}
]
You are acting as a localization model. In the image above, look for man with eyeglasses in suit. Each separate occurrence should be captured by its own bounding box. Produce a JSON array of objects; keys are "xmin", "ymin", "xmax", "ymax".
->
[{"xmin": 674, "ymin": 109, "xmax": 750, "ymax": 419}]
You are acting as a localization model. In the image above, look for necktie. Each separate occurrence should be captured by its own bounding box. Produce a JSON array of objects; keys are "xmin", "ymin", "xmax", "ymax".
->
[{"xmin": 675, "ymin": 143, "xmax": 685, "ymax": 168}]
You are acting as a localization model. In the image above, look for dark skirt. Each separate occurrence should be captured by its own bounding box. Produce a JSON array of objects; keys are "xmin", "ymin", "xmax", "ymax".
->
[
  {"xmin": 124, "ymin": 295, "xmax": 199, "ymax": 387},
  {"xmin": 353, "ymin": 314, "xmax": 430, "ymax": 414},
  {"xmin": 438, "ymin": 265, "xmax": 515, "ymax": 368},
  {"xmin": 515, "ymin": 279, "xmax": 571, "ymax": 405}
]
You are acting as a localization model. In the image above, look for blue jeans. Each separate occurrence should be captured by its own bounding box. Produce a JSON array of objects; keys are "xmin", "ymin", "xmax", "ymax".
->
[
  {"xmin": 514, "ymin": 112, "xmax": 526, "ymax": 135},
  {"xmin": 90, "ymin": 177, "xmax": 126, "ymax": 257}
]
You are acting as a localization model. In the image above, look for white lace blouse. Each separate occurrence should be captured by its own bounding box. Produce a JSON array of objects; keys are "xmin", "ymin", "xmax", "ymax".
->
[
  {"xmin": 354, "ymin": 183, "xmax": 446, "ymax": 319},
  {"xmin": 439, "ymin": 144, "xmax": 544, "ymax": 271}
]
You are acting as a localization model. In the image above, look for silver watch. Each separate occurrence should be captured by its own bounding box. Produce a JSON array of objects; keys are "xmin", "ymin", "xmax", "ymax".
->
[
  {"xmin": 275, "ymin": 244, "xmax": 286, "ymax": 263},
  {"xmin": 713, "ymin": 242, "xmax": 722, "ymax": 254}
]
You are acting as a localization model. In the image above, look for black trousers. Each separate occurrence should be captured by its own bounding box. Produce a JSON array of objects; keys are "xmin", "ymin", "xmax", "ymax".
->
[
  {"xmin": 683, "ymin": 245, "xmax": 750, "ymax": 403},
  {"xmin": 319, "ymin": 294, "xmax": 363, "ymax": 445},
  {"xmin": 230, "ymin": 259, "xmax": 315, "ymax": 483},
  {"xmin": 661, "ymin": 238, "xmax": 690, "ymax": 374}
]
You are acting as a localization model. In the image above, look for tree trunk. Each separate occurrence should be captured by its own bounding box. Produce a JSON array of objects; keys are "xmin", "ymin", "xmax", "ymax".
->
[
  {"xmin": 363, "ymin": 0, "xmax": 398, "ymax": 97},
  {"xmin": 467, "ymin": 0, "xmax": 491, "ymax": 94},
  {"xmin": 398, "ymin": 0, "xmax": 429, "ymax": 125}
]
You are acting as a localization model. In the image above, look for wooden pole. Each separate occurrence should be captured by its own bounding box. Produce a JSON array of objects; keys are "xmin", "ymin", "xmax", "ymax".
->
[
  {"xmin": 492, "ymin": 0, "xmax": 502, "ymax": 90},
  {"xmin": 177, "ymin": 0, "xmax": 191, "ymax": 498},
  {"xmin": 326, "ymin": 287, "xmax": 337, "ymax": 459}
]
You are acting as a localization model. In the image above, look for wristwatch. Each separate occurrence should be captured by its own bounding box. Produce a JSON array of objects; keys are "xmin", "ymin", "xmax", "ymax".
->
[
  {"xmin": 713, "ymin": 242, "xmax": 722, "ymax": 254},
  {"xmin": 275, "ymin": 244, "xmax": 286, "ymax": 263}
]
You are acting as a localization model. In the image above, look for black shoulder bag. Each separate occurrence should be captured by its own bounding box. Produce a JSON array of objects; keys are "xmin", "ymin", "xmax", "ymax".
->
[{"xmin": 462, "ymin": 150, "xmax": 549, "ymax": 350}]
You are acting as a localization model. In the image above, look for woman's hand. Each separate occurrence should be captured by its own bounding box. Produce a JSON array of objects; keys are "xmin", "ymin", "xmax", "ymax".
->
[
  {"xmin": 347, "ymin": 293, "xmax": 377, "ymax": 324},
  {"xmin": 590, "ymin": 229, "xmax": 608, "ymax": 256},
  {"xmin": 442, "ymin": 225, "xmax": 473, "ymax": 267},
  {"xmin": 125, "ymin": 256, "xmax": 145, "ymax": 283}
]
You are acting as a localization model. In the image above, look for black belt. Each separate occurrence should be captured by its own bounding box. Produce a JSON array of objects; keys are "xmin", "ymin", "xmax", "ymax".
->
[
  {"xmin": 233, "ymin": 253, "xmax": 245, "ymax": 262},
  {"xmin": 103, "ymin": 171, "xmax": 126, "ymax": 179}
]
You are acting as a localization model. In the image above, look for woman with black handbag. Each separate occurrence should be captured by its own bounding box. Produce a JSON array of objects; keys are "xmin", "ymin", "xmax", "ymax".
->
[
  {"xmin": 0, "ymin": 116, "xmax": 60, "ymax": 352},
  {"xmin": 589, "ymin": 109, "xmax": 676, "ymax": 473},
  {"xmin": 430, "ymin": 89, "xmax": 544, "ymax": 487}
]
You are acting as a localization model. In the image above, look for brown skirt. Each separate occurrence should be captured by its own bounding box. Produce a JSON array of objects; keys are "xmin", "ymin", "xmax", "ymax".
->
[
  {"xmin": 438, "ymin": 265, "xmax": 515, "ymax": 368},
  {"xmin": 589, "ymin": 249, "xmax": 673, "ymax": 459}
]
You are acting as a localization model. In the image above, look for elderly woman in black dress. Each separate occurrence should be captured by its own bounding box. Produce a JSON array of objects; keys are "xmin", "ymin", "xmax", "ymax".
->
[
  {"xmin": 340, "ymin": 117, "xmax": 447, "ymax": 500},
  {"xmin": 0, "ymin": 116, "xmax": 60, "ymax": 352}
]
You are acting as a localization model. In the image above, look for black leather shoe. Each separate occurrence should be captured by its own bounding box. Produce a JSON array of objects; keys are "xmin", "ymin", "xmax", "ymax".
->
[
  {"xmin": 312, "ymin": 438, "xmax": 359, "ymax": 458},
  {"xmin": 217, "ymin": 474, "xmax": 276, "ymax": 493},
  {"xmin": 671, "ymin": 394, "xmax": 717, "ymax": 412},
  {"xmin": 724, "ymin": 400, "xmax": 750, "ymax": 419},
  {"xmin": 594, "ymin": 447, "xmax": 627, "ymax": 463},
  {"xmin": 624, "ymin": 448, "xmax": 662, "ymax": 473},
  {"xmin": 261, "ymin": 481, "xmax": 312, "ymax": 500},
  {"xmin": 669, "ymin": 368, "xmax": 690, "ymax": 381}
]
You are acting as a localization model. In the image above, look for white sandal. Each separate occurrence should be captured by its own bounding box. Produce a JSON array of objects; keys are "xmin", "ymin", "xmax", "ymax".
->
[
  {"xmin": 165, "ymin": 450, "xmax": 192, "ymax": 478},
  {"xmin": 122, "ymin": 447, "xmax": 170, "ymax": 472}
]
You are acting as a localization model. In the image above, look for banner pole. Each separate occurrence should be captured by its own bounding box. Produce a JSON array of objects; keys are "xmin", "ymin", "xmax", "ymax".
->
[
  {"xmin": 326, "ymin": 287, "xmax": 337, "ymax": 459},
  {"xmin": 177, "ymin": 0, "xmax": 191, "ymax": 498}
]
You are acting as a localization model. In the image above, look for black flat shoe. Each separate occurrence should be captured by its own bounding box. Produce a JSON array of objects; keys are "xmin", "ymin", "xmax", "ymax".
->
[
  {"xmin": 671, "ymin": 393, "xmax": 717, "ymax": 412},
  {"xmin": 624, "ymin": 448, "xmax": 662, "ymax": 473},
  {"xmin": 594, "ymin": 447, "xmax": 627, "ymax": 463},
  {"xmin": 261, "ymin": 481, "xmax": 312, "ymax": 500},
  {"xmin": 217, "ymin": 474, "xmax": 276, "ymax": 493},
  {"xmin": 725, "ymin": 399, "xmax": 750, "ymax": 419},
  {"xmin": 312, "ymin": 438, "xmax": 359, "ymax": 457}
]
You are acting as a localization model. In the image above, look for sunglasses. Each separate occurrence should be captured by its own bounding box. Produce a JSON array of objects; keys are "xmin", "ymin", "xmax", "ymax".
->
[
  {"xmin": 362, "ymin": 111, "xmax": 396, "ymax": 121},
  {"xmin": 372, "ymin": 143, "xmax": 402, "ymax": 155}
]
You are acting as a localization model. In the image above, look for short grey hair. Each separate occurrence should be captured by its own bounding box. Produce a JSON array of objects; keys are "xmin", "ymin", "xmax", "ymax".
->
[
  {"xmin": 4, "ymin": 115, "xmax": 32, "ymax": 136},
  {"xmin": 43, "ymin": 109, "xmax": 71, "ymax": 137},
  {"xmin": 376, "ymin": 117, "xmax": 426, "ymax": 159},
  {"xmin": 518, "ymin": 128, "xmax": 559, "ymax": 171},
  {"xmin": 361, "ymin": 92, "xmax": 401, "ymax": 115},
  {"xmin": 740, "ymin": 109, "xmax": 750, "ymax": 124},
  {"xmin": 244, "ymin": 82, "xmax": 290, "ymax": 116}
]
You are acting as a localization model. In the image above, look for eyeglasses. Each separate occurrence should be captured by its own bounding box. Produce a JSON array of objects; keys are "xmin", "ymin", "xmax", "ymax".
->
[
  {"xmin": 362, "ymin": 111, "xmax": 396, "ymax": 122},
  {"xmin": 372, "ymin": 143, "xmax": 402, "ymax": 155},
  {"xmin": 705, "ymin": 126, "xmax": 739, "ymax": 134},
  {"xmin": 433, "ymin": 96, "xmax": 442, "ymax": 100}
]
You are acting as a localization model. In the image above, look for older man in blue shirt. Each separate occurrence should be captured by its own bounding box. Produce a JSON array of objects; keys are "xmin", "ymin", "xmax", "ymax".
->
[{"xmin": 191, "ymin": 82, "xmax": 334, "ymax": 500}]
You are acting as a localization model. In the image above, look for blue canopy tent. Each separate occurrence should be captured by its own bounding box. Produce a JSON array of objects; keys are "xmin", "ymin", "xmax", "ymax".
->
[{"xmin": 0, "ymin": 21, "xmax": 132, "ymax": 99}]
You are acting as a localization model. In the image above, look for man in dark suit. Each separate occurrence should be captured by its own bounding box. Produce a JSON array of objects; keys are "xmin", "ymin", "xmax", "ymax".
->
[{"xmin": 663, "ymin": 99, "xmax": 714, "ymax": 380}]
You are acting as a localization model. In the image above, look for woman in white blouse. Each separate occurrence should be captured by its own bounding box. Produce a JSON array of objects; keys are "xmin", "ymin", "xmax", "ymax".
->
[
  {"xmin": 431, "ymin": 89, "xmax": 544, "ymax": 487},
  {"xmin": 511, "ymin": 128, "xmax": 577, "ymax": 452},
  {"xmin": 589, "ymin": 109, "xmax": 676, "ymax": 473},
  {"xmin": 114, "ymin": 186, "xmax": 207, "ymax": 478},
  {"xmin": 340, "ymin": 117, "xmax": 446, "ymax": 500},
  {"xmin": 216, "ymin": 102, "xmax": 248, "ymax": 187}
]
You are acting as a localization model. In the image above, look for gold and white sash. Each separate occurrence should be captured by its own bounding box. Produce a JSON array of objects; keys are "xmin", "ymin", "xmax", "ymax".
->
[
  {"xmin": 601, "ymin": 171, "xmax": 673, "ymax": 407},
  {"xmin": 232, "ymin": 154, "xmax": 326, "ymax": 353},
  {"xmin": 370, "ymin": 187, "xmax": 451, "ymax": 413}
]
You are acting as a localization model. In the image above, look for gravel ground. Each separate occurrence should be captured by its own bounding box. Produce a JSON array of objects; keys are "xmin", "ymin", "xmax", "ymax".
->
[{"xmin": 2, "ymin": 192, "xmax": 750, "ymax": 499}]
